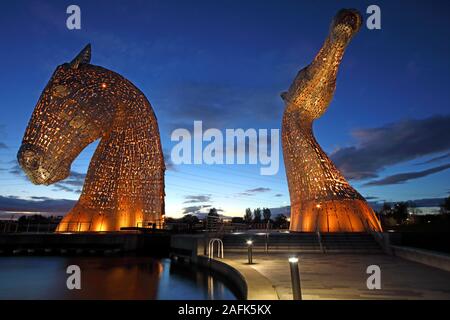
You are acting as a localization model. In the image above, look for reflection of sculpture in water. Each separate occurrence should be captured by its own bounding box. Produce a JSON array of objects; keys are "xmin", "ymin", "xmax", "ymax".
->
[
  {"xmin": 281, "ymin": 9, "xmax": 382, "ymax": 232},
  {"xmin": 17, "ymin": 45, "xmax": 165, "ymax": 232},
  {"xmin": 66, "ymin": 258, "xmax": 164, "ymax": 299}
]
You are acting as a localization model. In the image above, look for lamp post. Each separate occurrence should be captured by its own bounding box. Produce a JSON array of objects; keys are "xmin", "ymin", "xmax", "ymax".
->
[
  {"xmin": 289, "ymin": 256, "xmax": 302, "ymax": 300},
  {"xmin": 246, "ymin": 240, "xmax": 253, "ymax": 264}
]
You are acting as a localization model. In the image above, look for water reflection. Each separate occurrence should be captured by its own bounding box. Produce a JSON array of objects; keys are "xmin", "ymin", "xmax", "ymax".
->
[
  {"xmin": 158, "ymin": 260, "xmax": 237, "ymax": 300},
  {"xmin": 0, "ymin": 256, "xmax": 237, "ymax": 300}
]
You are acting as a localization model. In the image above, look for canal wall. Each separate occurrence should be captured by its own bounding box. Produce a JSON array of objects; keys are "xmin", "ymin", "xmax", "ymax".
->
[
  {"xmin": 0, "ymin": 232, "xmax": 170, "ymax": 255},
  {"xmin": 170, "ymin": 234, "xmax": 278, "ymax": 300},
  {"xmin": 170, "ymin": 234, "xmax": 207, "ymax": 261},
  {"xmin": 170, "ymin": 234, "xmax": 248, "ymax": 299},
  {"xmin": 196, "ymin": 255, "xmax": 248, "ymax": 300}
]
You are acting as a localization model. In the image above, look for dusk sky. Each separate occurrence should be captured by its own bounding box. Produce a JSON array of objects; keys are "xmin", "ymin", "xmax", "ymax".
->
[{"xmin": 0, "ymin": 0, "xmax": 449, "ymax": 218}]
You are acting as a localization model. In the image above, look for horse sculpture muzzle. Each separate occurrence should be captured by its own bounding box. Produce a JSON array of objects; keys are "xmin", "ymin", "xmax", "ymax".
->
[
  {"xmin": 330, "ymin": 9, "xmax": 362, "ymax": 41},
  {"xmin": 17, "ymin": 144, "xmax": 68, "ymax": 185}
]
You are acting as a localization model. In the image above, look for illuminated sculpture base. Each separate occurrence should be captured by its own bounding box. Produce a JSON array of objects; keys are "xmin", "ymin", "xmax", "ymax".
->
[
  {"xmin": 56, "ymin": 206, "xmax": 163, "ymax": 232},
  {"xmin": 289, "ymin": 199, "xmax": 381, "ymax": 232}
]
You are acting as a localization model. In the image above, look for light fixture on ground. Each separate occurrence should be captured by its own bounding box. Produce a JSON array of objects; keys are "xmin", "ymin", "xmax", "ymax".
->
[
  {"xmin": 288, "ymin": 256, "xmax": 302, "ymax": 300},
  {"xmin": 246, "ymin": 240, "xmax": 253, "ymax": 264}
]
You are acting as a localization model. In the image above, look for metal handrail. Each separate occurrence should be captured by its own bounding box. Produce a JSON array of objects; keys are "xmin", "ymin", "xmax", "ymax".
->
[
  {"xmin": 208, "ymin": 238, "xmax": 224, "ymax": 259},
  {"xmin": 316, "ymin": 229, "xmax": 325, "ymax": 253}
]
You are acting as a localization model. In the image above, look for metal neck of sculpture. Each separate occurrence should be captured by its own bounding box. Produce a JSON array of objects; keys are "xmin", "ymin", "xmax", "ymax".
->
[
  {"xmin": 18, "ymin": 45, "xmax": 165, "ymax": 232},
  {"xmin": 281, "ymin": 10, "xmax": 382, "ymax": 232}
]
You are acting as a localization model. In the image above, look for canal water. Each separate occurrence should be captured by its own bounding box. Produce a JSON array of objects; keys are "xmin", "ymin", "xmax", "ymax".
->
[{"xmin": 0, "ymin": 256, "xmax": 239, "ymax": 299}]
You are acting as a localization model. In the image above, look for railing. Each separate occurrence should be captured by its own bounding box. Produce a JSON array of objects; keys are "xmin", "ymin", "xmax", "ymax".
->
[
  {"xmin": 135, "ymin": 219, "xmax": 165, "ymax": 229},
  {"xmin": 56, "ymin": 222, "xmax": 93, "ymax": 232},
  {"xmin": 0, "ymin": 221, "xmax": 59, "ymax": 233},
  {"xmin": 264, "ymin": 220, "xmax": 270, "ymax": 253},
  {"xmin": 316, "ymin": 226, "xmax": 325, "ymax": 253},
  {"xmin": 208, "ymin": 238, "xmax": 224, "ymax": 259},
  {"xmin": 317, "ymin": 230, "xmax": 325, "ymax": 253}
]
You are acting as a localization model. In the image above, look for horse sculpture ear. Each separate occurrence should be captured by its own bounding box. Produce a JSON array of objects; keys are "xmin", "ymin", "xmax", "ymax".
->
[{"xmin": 70, "ymin": 44, "xmax": 91, "ymax": 69}]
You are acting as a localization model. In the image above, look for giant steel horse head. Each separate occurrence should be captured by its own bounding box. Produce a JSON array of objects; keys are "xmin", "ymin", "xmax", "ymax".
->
[{"xmin": 18, "ymin": 45, "xmax": 165, "ymax": 232}]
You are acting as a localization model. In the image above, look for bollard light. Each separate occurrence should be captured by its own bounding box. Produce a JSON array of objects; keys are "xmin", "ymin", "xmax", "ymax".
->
[
  {"xmin": 247, "ymin": 240, "xmax": 253, "ymax": 264},
  {"xmin": 289, "ymin": 256, "xmax": 302, "ymax": 300},
  {"xmin": 288, "ymin": 256, "xmax": 299, "ymax": 263}
]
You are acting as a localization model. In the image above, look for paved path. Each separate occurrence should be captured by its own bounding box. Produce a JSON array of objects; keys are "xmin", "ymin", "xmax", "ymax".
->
[{"xmin": 221, "ymin": 253, "xmax": 450, "ymax": 300}]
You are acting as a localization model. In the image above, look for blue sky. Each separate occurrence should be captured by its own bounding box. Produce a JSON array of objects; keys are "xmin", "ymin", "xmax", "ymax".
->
[{"xmin": 0, "ymin": 0, "xmax": 449, "ymax": 218}]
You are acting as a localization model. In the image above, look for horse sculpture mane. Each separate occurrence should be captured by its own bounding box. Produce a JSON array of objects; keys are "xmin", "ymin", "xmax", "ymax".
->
[
  {"xmin": 18, "ymin": 44, "xmax": 165, "ymax": 232},
  {"xmin": 281, "ymin": 9, "xmax": 382, "ymax": 232}
]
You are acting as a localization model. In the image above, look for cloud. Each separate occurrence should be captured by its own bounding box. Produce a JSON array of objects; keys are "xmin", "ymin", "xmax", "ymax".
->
[
  {"xmin": 247, "ymin": 187, "xmax": 271, "ymax": 193},
  {"xmin": 183, "ymin": 194, "xmax": 212, "ymax": 204},
  {"xmin": 9, "ymin": 159, "xmax": 85, "ymax": 194},
  {"xmin": 30, "ymin": 196, "xmax": 52, "ymax": 201},
  {"xmin": 408, "ymin": 198, "xmax": 448, "ymax": 207},
  {"xmin": 52, "ymin": 171, "xmax": 85, "ymax": 194},
  {"xmin": 164, "ymin": 151, "xmax": 175, "ymax": 171},
  {"xmin": 238, "ymin": 187, "xmax": 271, "ymax": 196},
  {"xmin": 161, "ymin": 82, "xmax": 281, "ymax": 134},
  {"xmin": 9, "ymin": 164, "xmax": 23, "ymax": 176},
  {"xmin": 274, "ymin": 193, "xmax": 283, "ymax": 197},
  {"xmin": 52, "ymin": 184, "xmax": 82, "ymax": 194},
  {"xmin": 331, "ymin": 115, "xmax": 450, "ymax": 180},
  {"xmin": 364, "ymin": 163, "xmax": 450, "ymax": 186},
  {"xmin": 182, "ymin": 205, "xmax": 211, "ymax": 215},
  {"xmin": 0, "ymin": 195, "xmax": 76, "ymax": 214},
  {"xmin": 0, "ymin": 142, "xmax": 7, "ymax": 149},
  {"xmin": 416, "ymin": 152, "xmax": 450, "ymax": 165}
]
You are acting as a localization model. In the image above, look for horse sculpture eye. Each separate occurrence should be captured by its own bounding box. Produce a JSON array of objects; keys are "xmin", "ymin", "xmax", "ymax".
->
[{"xmin": 53, "ymin": 85, "xmax": 70, "ymax": 98}]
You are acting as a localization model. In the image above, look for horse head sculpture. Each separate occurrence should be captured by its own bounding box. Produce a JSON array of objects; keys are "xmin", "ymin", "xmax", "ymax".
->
[
  {"xmin": 281, "ymin": 9, "xmax": 382, "ymax": 232},
  {"xmin": 18, "ymin": 45, "xmax": 165, "ymax": 232}
]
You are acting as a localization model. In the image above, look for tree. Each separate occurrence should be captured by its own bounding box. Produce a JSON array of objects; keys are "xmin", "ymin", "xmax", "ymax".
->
[
  {"xmin": 244, "ymin": 208, "xmax": 253, "ymax": 224},
  {"xmin": 208, "ymin": 208, "xmax": 219, "ymax": 217},
  {"xmin": 407, "ymin": 201, "xmax": 422, "ymax": 216},
  {"xmin": 232, "ymin": 217, "xmax": 244, "ymax": 224},
  {"xmin": 165, "ymin": 217, "xmax": 176, "ymax": 223},
  {"xmin": 440, "ymin": 196, "xmax": 450, "ymax": 215},
  {"xmin": 181, "ymin": 214, "xmax": 199, "ymax": 227},
  {"xmin": 263, "ymin": 208, "xmax": 271, "ymax": 222},
  {"xmin": 253, "ymin": 208, "xmax": 262, "ymax": 223},
  {"xmin": 18, "ymin": 214, "xmax": 50, "ymax": 224},
  {"xmin": 379, "ymin": 202, "xmax": 392, "ymax": 216},
  {"xmin": 275, "ymin": 214, "xmax": 288, "ymax": 228},
  {"xmin": 391, "ymin": 202, "xmax": 409, "ymax": 224}
]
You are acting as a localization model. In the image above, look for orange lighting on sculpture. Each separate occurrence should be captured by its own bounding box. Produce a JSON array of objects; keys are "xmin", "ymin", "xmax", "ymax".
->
[
  {"xmin": 281, "ymin": 9, "xmax": 382, "ymax": 232},
  {"xmin": 17, "ymin": 44, "xmax": 165, "ymax": 232}
]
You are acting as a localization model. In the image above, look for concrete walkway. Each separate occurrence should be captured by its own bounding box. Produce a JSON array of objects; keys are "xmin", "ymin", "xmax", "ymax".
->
[{"xmin": 221, "ymin": 253, "xmax": 450, "ymax": 300}]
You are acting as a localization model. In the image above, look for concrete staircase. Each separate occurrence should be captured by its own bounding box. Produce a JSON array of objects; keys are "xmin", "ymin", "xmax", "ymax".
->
[
  {"xmin": 321, "ymin": 233, "xmax": 382, "ymax": 253},
  {"xmin": 222, "ymin": 232, "xmax": 382, "ymax": 254}
]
